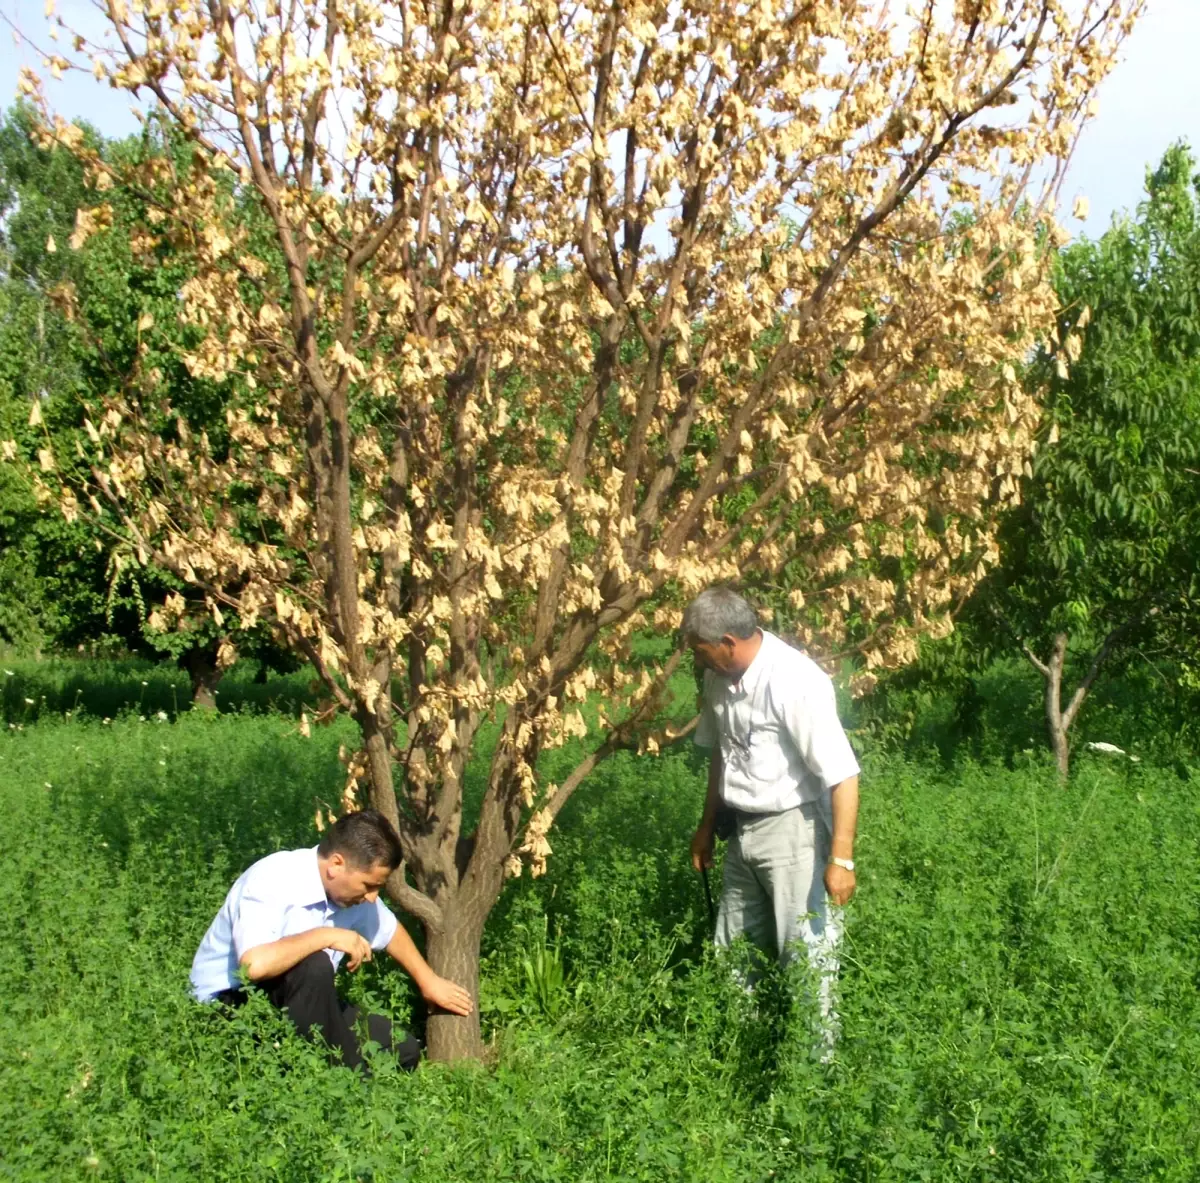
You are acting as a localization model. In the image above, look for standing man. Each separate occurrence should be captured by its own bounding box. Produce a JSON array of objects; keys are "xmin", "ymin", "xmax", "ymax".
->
[
  {"xmin": 190, "ymin": 809, "xmax": 472, "ymax": 1071},
  {"xmin": 684, "ymin": 587, "xmax": 860, "ymax": 1047}
]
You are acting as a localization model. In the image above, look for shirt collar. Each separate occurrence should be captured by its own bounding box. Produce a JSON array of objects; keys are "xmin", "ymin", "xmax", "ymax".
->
[{"xmin": 299, "ymin": 846, "xmax": 332, "ymax": 908}]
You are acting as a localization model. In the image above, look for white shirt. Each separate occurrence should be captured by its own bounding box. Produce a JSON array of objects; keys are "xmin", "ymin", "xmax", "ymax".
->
[
  {"xmin": 190, "ymin": 846, "xmax": 399, "ymax": 1002},
  {"xmin": 694, "ymin": 630, "xmax": 860, "ymax": 814}
]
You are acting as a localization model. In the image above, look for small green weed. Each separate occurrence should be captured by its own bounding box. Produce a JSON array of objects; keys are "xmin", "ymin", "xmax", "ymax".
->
[{"xmin": 521, "ymin": 919, "xmax": 568, "ymax": 1021}]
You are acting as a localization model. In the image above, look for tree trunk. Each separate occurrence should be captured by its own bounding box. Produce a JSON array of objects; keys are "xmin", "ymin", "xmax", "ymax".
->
[
  {"xmin": 1006, "ymin": 611, "xmax": 1136, "ymax": 784},
  {"xmin": 423, "ymin": 920, "xmax": 484, "ymax": 1062},
  {"xmin": 181, "ymin": 644, "xmax": 222, "ymax": 710},
  {"xmin": 1048, "ymin": 718, "xmax": 1071, "ymax": 781},
  {"xmin": 1044, "ymin": 632, "xmax": 1071, "ymax": 780}
]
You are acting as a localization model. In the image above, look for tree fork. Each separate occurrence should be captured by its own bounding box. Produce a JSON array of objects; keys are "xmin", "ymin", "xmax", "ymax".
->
[
  {"xmin": 424, "ymin": 848, "xmax": 506, "ymax": 1062},
  {"xmin": 1017, "ymin": 621, "xmax": 1138, "ymax": 780}
]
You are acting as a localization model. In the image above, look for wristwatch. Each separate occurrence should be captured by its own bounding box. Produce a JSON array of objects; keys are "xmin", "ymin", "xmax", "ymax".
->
[{"xmin": 828, "ymin": 856, "xmax": 855, "ymax": 872}]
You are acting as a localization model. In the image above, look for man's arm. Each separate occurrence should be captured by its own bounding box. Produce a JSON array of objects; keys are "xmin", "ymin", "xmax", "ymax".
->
[
  {"xmin": 385, "ymin": 924, "xmax": 473, "ymax": 1016},
  {"xmin": 776, "ymin": 671, "xmax": 861, "ymax": 905},
  {"xmin": 240, "ymin": 927, "xmax": 372, "ymax": 981},
  {"xmin": 824, "ymin": 774, "xmax": 859, "ymax": 906},
  {"xmin": 691, "ymin": 749, "xmax": 724, "ymax": 872}
]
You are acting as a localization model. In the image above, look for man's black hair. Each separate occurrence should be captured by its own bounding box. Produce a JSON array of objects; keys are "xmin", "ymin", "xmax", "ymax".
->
[{"xmin": 317, "ymin": 809, "xmax": 403, "ymax": 870}]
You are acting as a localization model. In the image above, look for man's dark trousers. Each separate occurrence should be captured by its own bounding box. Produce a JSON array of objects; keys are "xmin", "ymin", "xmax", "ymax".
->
[{"xmin": 218, "ymin": 951, "xmax": 421, "ymax": 1071}]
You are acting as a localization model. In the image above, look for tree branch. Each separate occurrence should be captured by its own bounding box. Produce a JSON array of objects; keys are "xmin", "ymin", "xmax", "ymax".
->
[
  {"xmin": 385, "ymin": 862, "xmax": 445, "ymax": 934},
  {"xmin": 989, "ymin": 601, "xmax": 1051, "ymax": 678},
  {"xmin": 1061, "ymin": 615, "xmax": 1139, "ymax": 731}
]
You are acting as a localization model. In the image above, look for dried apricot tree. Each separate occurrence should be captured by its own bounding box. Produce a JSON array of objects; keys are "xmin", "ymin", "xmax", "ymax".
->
[{"xmin": 16, "ymin": 0, "xmax": 1138, "ymax": 1058}]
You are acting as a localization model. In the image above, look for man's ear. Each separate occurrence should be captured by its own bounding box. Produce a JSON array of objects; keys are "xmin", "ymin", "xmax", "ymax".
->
[{"xmin": 328, "ymin": 851, "xmax": 346, "ymax": 871}]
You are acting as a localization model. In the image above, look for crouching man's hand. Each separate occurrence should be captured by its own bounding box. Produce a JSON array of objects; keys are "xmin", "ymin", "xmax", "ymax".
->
[
  {"xmin": 327, "ymin": 927, "xmax": 373, "ymax": 971},
  {"xmin": 386, "ymin": 923, "xmax": 474, "ymax": 1014},
  {"xmin": 421, "ymin": 975, "xmax": 474, "ymax": 1015},
  {"xmin": 690, "ymin": 823, "xmax": 714, "ymax": 872}
]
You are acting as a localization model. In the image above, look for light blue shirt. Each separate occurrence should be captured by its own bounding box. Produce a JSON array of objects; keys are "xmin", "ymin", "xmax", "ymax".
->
[{"xmin": 190, "ymin": 846, "xmax": 399, "ymax": 1002}]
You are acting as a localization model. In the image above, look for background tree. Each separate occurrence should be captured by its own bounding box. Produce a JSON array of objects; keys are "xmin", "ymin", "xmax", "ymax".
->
[
  {"xmin": 981, "ymin": 143, "xmax": 1200, "ymax": 777},
  {"xmin": 13, "ymin": 0, "xmax": 1138, "ymax": 1059},
  {"xmin": 0, "ymin": 103, "xmax": 298, "ymax": 700},
  {"xmin": 0, "ymin": 103, "xmax": 105, "ymax": 652}
]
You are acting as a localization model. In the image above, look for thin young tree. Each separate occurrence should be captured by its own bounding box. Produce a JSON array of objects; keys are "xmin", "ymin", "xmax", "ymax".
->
[
  {"xmin": 985, "ymin": 143, "xmax": 1200, "ymax": 777},
  {"xmin": 12, "ymin": 0, "xmax": 1138, "ymax": 1058}
]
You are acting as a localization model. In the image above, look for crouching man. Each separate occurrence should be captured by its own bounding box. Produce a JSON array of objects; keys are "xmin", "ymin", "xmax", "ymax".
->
[{"xmin": 190, "ymin": 809, "xmax": 471, "ymax": 1071}]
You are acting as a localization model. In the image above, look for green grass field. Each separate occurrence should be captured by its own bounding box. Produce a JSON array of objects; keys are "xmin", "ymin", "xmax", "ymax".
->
[{"xmin": 2, "ymin": 667, "xmax": 1199, "ymax": 1181}]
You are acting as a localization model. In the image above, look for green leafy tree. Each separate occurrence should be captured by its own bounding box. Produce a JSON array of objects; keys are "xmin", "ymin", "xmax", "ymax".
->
[
  {"xmin": 0, "ymin": 104, "xmax": 103, "ymax": 651},
  {"xmin": 0, "ymin": 105, "xmax": 296, "ymax": 698},
  {"xmin": 984, "ymin": 144, "xmax": 1200, "ymax": 776}
]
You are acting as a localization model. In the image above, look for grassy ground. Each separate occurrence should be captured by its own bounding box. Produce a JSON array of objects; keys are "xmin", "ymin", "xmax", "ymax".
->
[{"xmin": 1, "ymin": 680, "xmax": 1199, "ymax": 1180}]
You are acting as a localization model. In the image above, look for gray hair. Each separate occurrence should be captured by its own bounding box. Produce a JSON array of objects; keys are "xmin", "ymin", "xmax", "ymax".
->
[{"xmin": 681, "ymin": 587, "xmax": 759, "ymax": 645}]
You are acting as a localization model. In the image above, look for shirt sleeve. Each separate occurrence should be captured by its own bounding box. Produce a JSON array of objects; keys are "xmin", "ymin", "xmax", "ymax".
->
[
  {"xmin": 368, "ymin": 899, "xmax": 399, "ymax": 951},
  {"xmin": 231, "ymin": 872, "xmax": 288, "ymax": 959},
  {"xmin": 336, "ymin": 898, "xmax": 400, "ymax": 951},
  {"xmin": 693, "ymin": 670, "xmax": 718, "ymax": 749},
  {"xmin": 779, "ymin": 669, "xmax": 860, "ymax": 790}
]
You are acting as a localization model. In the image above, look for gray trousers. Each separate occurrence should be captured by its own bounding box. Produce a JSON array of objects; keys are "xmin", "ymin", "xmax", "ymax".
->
[{"xmin": 714, "ymin": 801, "xmax": 841, "ymax": 1044}]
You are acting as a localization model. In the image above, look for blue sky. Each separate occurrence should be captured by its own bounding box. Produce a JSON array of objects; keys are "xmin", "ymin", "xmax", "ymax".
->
[
  {"xmin": 1062, "ymin": 0, "xmax": 1200, "ymax": 233},
  {"xmin": 2, "ymin": 0, "xmax": 1197, "ymax": 236}
]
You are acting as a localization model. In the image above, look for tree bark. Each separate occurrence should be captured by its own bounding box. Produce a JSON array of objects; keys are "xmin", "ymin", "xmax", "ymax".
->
[
  {"xmin": 1044, "ymin": 633, "xmax": 1071, "ymax": 780},
  {"xmin": 423, "ymin": 919, "xmax": 485, "ymax": 1062},
  {"xmin": 181, "ymin": 643, "xmax": 222, "ymax": 710}
]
